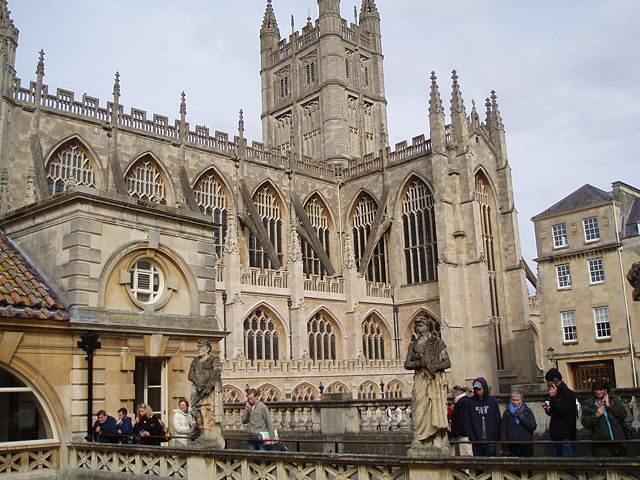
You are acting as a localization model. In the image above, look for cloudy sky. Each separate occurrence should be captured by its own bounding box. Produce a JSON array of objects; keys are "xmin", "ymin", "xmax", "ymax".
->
[{"xmin": 9, "ymin": 0, "xmax": 640, "ymax": 269}]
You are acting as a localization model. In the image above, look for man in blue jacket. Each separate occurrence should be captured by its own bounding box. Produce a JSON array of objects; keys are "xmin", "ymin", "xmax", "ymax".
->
[
  {"xmin": 463, "ymin": 377, "xmax": 501, "ymax": 456},
  {"xmin": 92, "ymin": 410, "xmax": 118, "ymax": 443}
]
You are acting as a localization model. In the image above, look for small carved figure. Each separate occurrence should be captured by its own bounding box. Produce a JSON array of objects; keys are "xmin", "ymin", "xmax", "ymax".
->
[
  {"xmin": 188, "ymin": 339, "xmax": 224, "ymax": 448},
  {"xmin": 404, "ymin": 316, "xmax": 451, "ymax": 456},
  {"xmin": 627, "ymin": 262, "xmax": 640, "ymax": 301}
]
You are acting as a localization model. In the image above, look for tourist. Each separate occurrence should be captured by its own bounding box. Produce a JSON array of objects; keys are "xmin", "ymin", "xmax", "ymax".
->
[
  {"xmin": 395, "ymin": 406, "xmax": 404, "ymax": 431},
  {"xmin": 133, "ymin": 403, "xmax": 166, "ymax": 446},
  {"xmin": 449, "ymin": 385, "xmax": 472, "ymax": 457},
  {"xmin": 92, "ymin": 409, "xmax": 118, "ymax": 443},
  {"xmin": 172, "ymin": 398, "xmax": 198, "ymax": 447},
  {"xmin": 542, "ymin": 368, "xmax": 576, "ymax": 457},
  {"xmin": 115, "ymin": 407, "xmax": 133, "ymax": 444},
  {"xmin": 463, "ymin": 377, "xmax": 500, "ymax": 456},
  {"xmin": 581, "ymin": 378, "xmax": 627, "ymax": 456},
  {"xmin": 500, "ymin": 390, "xmax": 536, "ymax": 457},
  {"xmin": 241, "ymin": 388, "xmax": 276, "ymax": 451}
]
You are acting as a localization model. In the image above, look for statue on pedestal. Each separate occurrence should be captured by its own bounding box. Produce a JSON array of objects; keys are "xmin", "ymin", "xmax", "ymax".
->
[
  {"xmin": 188, "ymin": 339, "xmax": 224, "ymax": 448},
  {"xmin": 404, "ymin": 316, "xmax": 451, "ymax": 457}
]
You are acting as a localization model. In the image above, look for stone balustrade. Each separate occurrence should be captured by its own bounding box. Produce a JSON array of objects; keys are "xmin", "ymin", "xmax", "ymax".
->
[
  {"xmin": 240, "ymin": 267, "xmax": 288, "ymax": 288},
  {"xmin": 304, "ymin": 274, "xmax": 345, "ymax": 294},
  {"xmin": 0, "ymin": 442, "xmax": 59, "ymax": 475},
  {"xmin": 221, "ymin": 357, "xmax": 404, "ymax": 375}
]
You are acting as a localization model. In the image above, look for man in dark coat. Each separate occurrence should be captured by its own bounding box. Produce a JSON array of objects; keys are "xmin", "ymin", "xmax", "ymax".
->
[
  {"xmin": 449, "ymin": 385, "xmax": 472, "ymax": 457},
  {"xmin": 463, "ymin": 377, "xmax": 500, "ymax": 456},
  {"xmin": 92, "ymin": 409, "xmax": 118, "ymax": 443},
  {"xmin": 543, "ymin": 368, "xmax": 576, "ymax": 457}
]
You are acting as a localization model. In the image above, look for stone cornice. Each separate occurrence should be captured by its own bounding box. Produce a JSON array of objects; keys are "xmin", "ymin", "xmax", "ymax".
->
[{"xmin": 534, "ymin": 241, "xmax": 621, "ymax": 263}]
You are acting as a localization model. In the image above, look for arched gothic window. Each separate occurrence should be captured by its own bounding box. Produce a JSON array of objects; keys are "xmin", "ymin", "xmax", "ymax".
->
[
  {"xmin": 193, "ymin": 172, "xmax": 228, "ymax": 257},
  {"xmin": 302, "ymin": 196, "xmax": 330, "ymax": 277},
  {"xmin": 362, "ymin": 315, "xmax": 386, "ymax": 360},
  {"xmin": 475, "ymin": 172, "xmax": 503, "ymax": 369},
  {"xmin": 307, "ymin": 312, "xmax": 337, "ymax": 361},
  {"xmin": 243, "ymin": 308, "xmax": 280, "ymax": 361},
  {"xmin": 0, "ymin": 366, "xmax": 54, "ymax": 442},
  {"xmin": 291, "ymin": 383, "xmax": 318, "ymax": 402},
  {"xmin": 125, "ymin": 157, "xmax": 167, "ymax": 204},
  {"xmin": 326, "ymin": 382, "xmax": 349, "ymax": 394},
  {"xmin": 352, "ymin": 193, "xmax": 388, "ymax": 283},
  {"xmin": 222, "ymin": 385, "xmax": 244, "ymax": 403},
  {"xmin": 357, "ymin": 380, "xmax": 380, "ymax": 400},
  {"xmin": 257, "ymin": 384, "xmax": 282, "ymax": 402},
  {"xmin": 47, "ymin": 142, "xmax": 95, "ymax": 194},
  {"xmin": 402, "ymin": 178, "xmax": 437, "ymax": 284},
  {"xmin": 385, "ymin": 380, "xmax": 406, "ymax": 399},
  {"xmin": 248, "ymin": 185, "xmax": 283, "ymax": 269}
]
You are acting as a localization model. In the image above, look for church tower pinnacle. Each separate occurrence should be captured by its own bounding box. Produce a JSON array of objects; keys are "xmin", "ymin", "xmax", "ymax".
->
[{"xmin": 0, "ymin": 0, "xmax": 18, "ymax": 94}]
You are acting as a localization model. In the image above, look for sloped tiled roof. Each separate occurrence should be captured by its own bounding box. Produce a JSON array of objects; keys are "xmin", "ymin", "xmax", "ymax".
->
[
  {"xmin": 624, "ymin": 197, "xmax": 640, "ymax": 238},
  {"xmin": 532, "ymin": 184, "xmax": 612, "ymax": 219},
  {"xmin": 0, "ymin": 231, "xmax": 69, "ymax": 321}
]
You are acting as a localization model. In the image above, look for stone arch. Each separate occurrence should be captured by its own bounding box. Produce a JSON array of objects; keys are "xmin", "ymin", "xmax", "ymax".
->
[
  {"xmin": 98, "ymin": 241, "xmax": 199, "ymax": 315},
  {"xmin": 301, "ymin": 192, "xmax": 335, "ymax": 276},
  {"xmin": 242, "ymin": 303, "xmax": 287, "ymax": 361},
  {"xmin": 325, "ymin": 381, "xmax": 349, "ymax": 394},
  {"xmin": 357, "ymin": 380, "xmax": 381, "ymax": 400},
  {"xmin": 385, "ymin": 380, "xmax": 407, "ymax": 399},
  {"xmin": 222, "ymin": 385, "xmax": 244, "ymax": 403},
  {"xmin": 302, "ymin": 190, "xmax": 336, "ymax": 231},
  {"xmin": 291, "ymin": 382, "xmax": 319, "ymax": 402},
  {"xmin": 256, "ymin": 383, "xmax": 282, "ymax": 402},
  {"xmin": 305, "ymin": 308, "xmax": 342, "ymax": 361},
  {"xmin": 124, "ymin": 151, "xmax": 174, "ymax": 205},
  {"xmin": 473, "ymin": 166, "xmax": 499, "ymax": 203},
  {"xmin": 0, "ymin": 359, "xmax": 62, "ymax": 443},
  {"xmin": 247, "ymin": 180, "xmax": 286, "ymax": 269},
  {"xmin": 392, "ymin": 171, "xmax": 434, "ymax": 214},
  {"xmin": 191, "ymin": 165, "xmax": 234, "ymax": 209},
  {"xmin": 345, "ymin": 188, "xmax": 380, "ymax": 229},
  {"xmin": 45, "ymin": 136, "xmax": 102, "ymax": 194},
  {"xmin": 360, "ymin": 310, "xmax": 392, "ymax": 361},
  {"xmin": 192, "ymin": 167, "xmax": 231, "ymax": 257}
]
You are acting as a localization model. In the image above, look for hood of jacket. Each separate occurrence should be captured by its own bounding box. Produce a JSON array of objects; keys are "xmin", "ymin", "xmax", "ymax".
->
[{"xmin": 473, "ymin": 377, "xmax": 490, "ymax": 400}]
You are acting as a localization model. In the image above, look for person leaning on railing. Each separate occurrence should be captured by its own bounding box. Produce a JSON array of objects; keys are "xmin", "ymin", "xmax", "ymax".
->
[
  {"xmin": 581, "ymin": 378, "xmax": 628, "ymax": 457},
  {"xmin": 133, "ymin": 403, "xmax": 166, "ymax": 446}
]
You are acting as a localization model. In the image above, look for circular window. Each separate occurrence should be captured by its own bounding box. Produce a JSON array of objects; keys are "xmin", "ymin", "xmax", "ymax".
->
[{"xmin": 129, "ymin": 260, "xmax": 164, "ymax": 304}]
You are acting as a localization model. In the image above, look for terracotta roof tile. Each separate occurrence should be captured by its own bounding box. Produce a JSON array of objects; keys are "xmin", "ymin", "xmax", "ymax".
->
[{"xmin": 0, "ymin": 231, "xmax": 69, "ymax": 321}]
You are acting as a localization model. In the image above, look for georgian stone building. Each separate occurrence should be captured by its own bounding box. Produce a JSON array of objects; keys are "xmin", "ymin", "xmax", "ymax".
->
[
  {"xmin": 533, "ymin": 182, "xmax": 640, "ymax": 389},
  {"xmin": 0, "ymin": 0, "xmax": 537, "ymax": 442}
]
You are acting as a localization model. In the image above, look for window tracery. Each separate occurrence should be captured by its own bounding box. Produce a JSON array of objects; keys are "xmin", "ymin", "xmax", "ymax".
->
[
  {"xmin": 243, "ymin": 308, "xmax": 280, "ymax": 361},
  {"xmin": 402, "ymin": 178, "xmax": 437, "ymax": 284},
  {"xmin": 357, "ymin": 380, "xmax": 379, "ymax": 400},
  {"xmin": 125, "ymin": 157, "xmax": 167, "ymax": 204},
  {"xmin": 222, "ymin": 385, "xmax": 244, "ymax": 403},
  {"xmin": 257, "ymin": 384, "xmax": 282, "ymax": 402},
  {"xmin": 326, "ymin": 381, "xmax": 349, "ymax": 394},
  {"xmin": 291, "ymin": 383, "xmax": 318, "ymax": 402},
  {"xmin": 302, "ymin": 196, "xmax": 330, "ymax": 277},
  {"xmin": 248, "ymin": 185, "xmax": 283, "ymax": 269},
  {"xmin": 352, "ymin": 193, "xmax": 388, "ymax": 283},
  {"xmin": 193, "ymin": 172, "xmax": 228, "ymax": 257},
  {"xmin": 307, "ymin": 312, "xmax": 337, "ymax": 361},
  {"xmin": 362, "ymin": 315, "xmax": 386, "ymax": 360},
  {"xmin": 47, "ymin": 142, "xmax": 95, "ymax": 194}
]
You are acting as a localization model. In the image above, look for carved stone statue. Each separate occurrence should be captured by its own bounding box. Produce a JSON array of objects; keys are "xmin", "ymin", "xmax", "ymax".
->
[
  {"xmin": 188, "ymin": 339, "xmax": 224, "ymax": 448},
  {"xmin": 404, "ymin": 316, "xmax": 451, "ymax": 456},
  {"xmin": 628, "ymin": 262, "xmax": 640, "ymax": 301}
]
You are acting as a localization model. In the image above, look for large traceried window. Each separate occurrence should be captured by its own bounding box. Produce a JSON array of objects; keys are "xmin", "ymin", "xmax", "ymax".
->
[
  {"xmin": 402, "ymin": 178, "xmax": 437, "ymax": 284},
  {"xmin": 291, "ymin": 383, "xmax": 318, "ymax": 402},
  {"xmin": 362, "ymin": 315, "xmax": 386, "ymax": 360},
  {"xmin": 47, "ymin": 142, "xmax": 96, "ymax": 194},
  {"xmin": 193, "ymin": 172, "xmax": 228, "ymax": 257},
  {"xmin": 125, "ymin": 157, "xmax": 167, "ymax": 204},
  {"xmin": 307, "ymin": 312, "xmax": 337, "ymax": 361},
  {"xmin": 475, "ymin": 173, "xmax": 504, "ymax": 370},
  {"xmin": 243, "ymin": 308, "xmax": 280, "ymax": 361},
  {"xmin": 0, "ymin": 367, "xmax": 54, "ymax": 443},
  {"xmin": 248, "ymin": 185, "xmax": 283, "ymax": 269},
  {"xmin": 302, "ymin": 196, "xmax": 330, "ymax": 277},
  {"xmin": 352, "ymin": 193, "xmax": 388, "ymax": 283}
]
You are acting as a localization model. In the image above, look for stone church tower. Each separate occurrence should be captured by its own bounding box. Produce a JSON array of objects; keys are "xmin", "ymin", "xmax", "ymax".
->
[{"xmin": 0, "ymin": 0, "xmax": 536, "ymax": 435}]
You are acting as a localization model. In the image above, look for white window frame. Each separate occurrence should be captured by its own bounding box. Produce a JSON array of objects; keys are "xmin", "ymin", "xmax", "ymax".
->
[
  {"xmin": 561, "ymin": 311, "xmax": 578, "ymax": 344},
  {"xmin": 552, "ymin": 223, "xmax": 568, "ymax": 249},
  {"xmin": 583, "ymin": 216, "xmax": 600, "ymax": 243},
  {"xmin": 588, "ymin": 258, "xmax": 605, "ymax": 284},
  {"xmin": 556, "ymin": 263, "xmax": 572, "ymax": 289},
  {"xmin": 593, "ymin": 306, "xmax": 611, "ymax": 340},
  {"xmin": 130, "ymin": 260, "xmax": 164, "ymax": 304}
]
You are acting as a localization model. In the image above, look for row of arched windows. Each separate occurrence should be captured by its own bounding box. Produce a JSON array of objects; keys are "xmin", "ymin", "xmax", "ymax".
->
[{"xmin": 46, "ymin": 139, "xmax": 443, "ymax": 285}]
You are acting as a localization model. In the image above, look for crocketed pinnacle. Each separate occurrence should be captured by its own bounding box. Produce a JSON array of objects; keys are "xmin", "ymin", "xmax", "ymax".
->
[
  {"xmin": 179, "ymin": 91, "xmax": 187, "ymax": 117},
  {"xmin": 112, "ymin": 71, "xmax": 120, "ymax": 99},
  {"xmin": 470, "ymin": 99, "xmax": 480, "ymax": 124},
  {"xmin": 428, "ymin": 71, "xmax": 444, "ymax": 116},
  {"xmin": 450, "ymin": 70, "xmax": 466, "ymax": 116},
  {"xmin": 0, "ymin": 0, "xmax": 14, "ymax": 26},
  {"xmin": 35, "ymin": 49, "xmax": 45, "ymax": 77},
  {"xmin": 360, "ymin": 0, "xmax": 378, "ymax": 14},
  {"xmin": 490, "ymin": 90, "xmax": 504, "ymax": 130},
  {"xmin": 261, "ymin": 0, "xmax": 278, "ymax": 31},
  {"xmin": 238, "ymin": 109, "xmax": 245, "ymax": 138}
]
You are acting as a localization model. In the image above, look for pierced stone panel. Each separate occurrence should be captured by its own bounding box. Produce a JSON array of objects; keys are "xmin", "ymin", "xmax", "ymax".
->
[
  {"xmin": 291, "ymin": 382, "xmax": 319, "ymax": 402},
  {"xmin": 256, "ymin": 383, "xmax": 282, "ymax": 402},
  {"xmin": 243, "ymin": 308, "xmax": 281, "ymax": 361},
  {"xmin": 223, "ymin": 385, "xmax": 244, "ymax": 403},
  {"xmin": 47, "ymin": 142, "xmax": 96, "ymax": 194},
  {"xmin": 362, "ymin": 315, "xmax": 386, "ymax": 360},
  {"xmin": 307, "ymin": 312, "xmax": 337, "ymax": 361},
  {"xmin": 193, "ymin": 171, "xmax": 228, "ymax": 257},
  {"xmin": 357, "ymin": 380, "xmax": 380, "ymax": 400},
  {"xmin": 125, "ymin": 157, "xmax": 167, "ymax": 204}
]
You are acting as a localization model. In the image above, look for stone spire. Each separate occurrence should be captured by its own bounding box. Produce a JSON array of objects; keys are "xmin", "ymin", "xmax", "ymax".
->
[
  {"xmin": 0, "ymin": 0, "xmax": 18, "ymax": 94},
  {"xmin": 450, "ymin": 70, "xmax": 466, "ymax": 116},
  {"xmin": 0, "ymin": 0, "xmax": 14, "ymax": 26},
  {"xmin": 450, "ymin": 70, "xmax": 469, "ymax": 150},
  {"xmin": 179, "ymin": 91, "xmax": 187, "ymax": 118},
  {"xmin": 470, "ymin": 99, "xmax": 480, "ymax": 126},
  {"xmin": 486, "ymin": 90, "xmax": 508, "ymax": 164},
  {"xmin": 260, "ymin": 0, "xmax": 280, "ymax": 68},
  {"xmin": 112, "ymin": 71, "xmax": 121, "ymax": 100},
  {"xmin": 261, "ymin": 0, "xmax": 279, "ymax": 31},
  {"xmin": 359, "ymin": 0, "xmax": 380, "ymax": 39},
  {"xmin": 35, "ymin": 49, "xmax": 44, "ymax": 78},
  {"xmin": 489, "ymin": 90, "xmax": 504, "ymax": 131},
  {"xmin": 238, "ymin": 109, "xmax": 245, "ymax": 140},
  {"xmin": 428, "ymin": 72, "xmax": 446, "ymax": 150},
  {"xmin": 360, "ymin": 0, "xmax": 378, "ymax": 14},
  {"xmin": 34, "ymin": 50, "xmax": 45, "ymax": 105}
]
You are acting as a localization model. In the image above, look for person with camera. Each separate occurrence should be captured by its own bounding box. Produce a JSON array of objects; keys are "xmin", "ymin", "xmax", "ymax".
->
[
  {"xmin": 542, "ymin": 368, "xmax": 576, "ymax": 457},
  {"xmin": 581, "ymin": 378, "xmax": 627, "ymax": 457}
]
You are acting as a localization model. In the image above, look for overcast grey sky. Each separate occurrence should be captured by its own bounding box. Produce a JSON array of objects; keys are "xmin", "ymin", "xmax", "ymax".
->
[{"xmin": 9, "ymin": 0, "xmax": 640, "ymax": 269}]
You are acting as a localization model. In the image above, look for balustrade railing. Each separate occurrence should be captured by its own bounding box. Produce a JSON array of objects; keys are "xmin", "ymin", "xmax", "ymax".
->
[
  {"xmin": 303, "ymin": 274, "xmax": 345, "ymax": 293},
  {"xmin": 240, "ymin": 267, "xmax": 288, "ymax": 288},
  {"xmin": 0, "ymin": 443, "xmax": 59, "ymax": 475},
  {"xmin": 366, "ymin": 280, "xmax": 394, "ymax": 298}
]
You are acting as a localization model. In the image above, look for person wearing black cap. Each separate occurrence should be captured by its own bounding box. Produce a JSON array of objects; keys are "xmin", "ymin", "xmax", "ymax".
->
[
  {"xmin": 543, "ymin": 368, "xmax": 576, "ymax": 457},
  {"xmin": 463, "ymin": 377, "xmax": 500, "ymax": 456}
]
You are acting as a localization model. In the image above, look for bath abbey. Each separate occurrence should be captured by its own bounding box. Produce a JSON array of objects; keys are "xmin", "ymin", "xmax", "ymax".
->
[{"xmin": 0, "ymin": 0, "xmax": 538, "ymax": 439}]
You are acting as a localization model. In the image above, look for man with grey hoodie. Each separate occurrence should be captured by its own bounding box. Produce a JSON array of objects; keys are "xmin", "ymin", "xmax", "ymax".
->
[{"xmin": 463, "ymin": 377, "xmax": 501, "ymax": 456}]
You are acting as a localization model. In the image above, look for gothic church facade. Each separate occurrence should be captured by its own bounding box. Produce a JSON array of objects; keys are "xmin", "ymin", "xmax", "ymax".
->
[{"xmin": 0, "ymin": 0, "xmax": 536, "ymax": 436}]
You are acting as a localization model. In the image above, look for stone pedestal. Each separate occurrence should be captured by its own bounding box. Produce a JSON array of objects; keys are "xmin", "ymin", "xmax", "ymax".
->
[{"xmin": 194, "ymin": 402, "xmax": 225, "ymax": 449}]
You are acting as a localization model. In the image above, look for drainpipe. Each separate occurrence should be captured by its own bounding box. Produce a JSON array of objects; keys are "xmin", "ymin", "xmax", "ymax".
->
[
  {"xmin": 287, "ymin": 297, "xmax": 293, "ymax": 360},
  {"xmin": 613, "ymin": 202, "xmax": 638, "ymax": 387},
  {"xmin": 77, "ymin": 332, "xmax": 101, "ymax": 441},
  {"xmin": 222, "ymin": 291, "xmax": 228, "ymax": 360}
]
